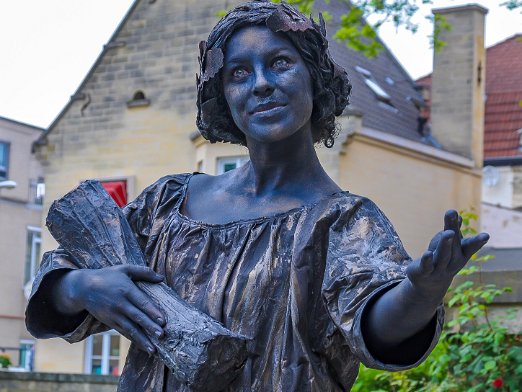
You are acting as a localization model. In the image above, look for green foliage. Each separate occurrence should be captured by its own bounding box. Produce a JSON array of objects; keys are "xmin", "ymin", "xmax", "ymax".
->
[
  {"xmin": 274, "ymin": 0, "xmax": 518, "ymax": 57},
  {"xmin": 353, "ymin": 211, "xmax": 522, "ymax": 391},
  {"xmin": 0, "ymin": 354, "xmax": 11, "ymax": 368},
  {"xmin": 216, "ymin": 1, "xmax": 520, "ymax": 58},
  {"xmin": 501, "ymin": 0, "xmax": 522, "ymax": 11},
  {"xmin": 427, "ymin": 13, "xmax": 451, "ymax": 53}
]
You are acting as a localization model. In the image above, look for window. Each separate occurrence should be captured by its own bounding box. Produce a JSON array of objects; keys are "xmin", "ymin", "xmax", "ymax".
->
[
  {"xmin": 29, "ymin": 178, "xmax": 45, "ymax": 205},
  {"xmin": 216, "ymin": 156, "xmax": 249, "ymax": 175},
  {"xmin": 24, "ymin": 227, "xmax": 41, "ymax": 284},
  {"xmin": 355, "ymin": 66, "xmax": 395, "ymax": 108},
  {"xmin": 101, "ymin": 180, "xmax": 127, "ymax": 208},
  {"xmin": 127, "ymin": 90, "xmax": 150, "ymax": 108},
  {"xmin": 364, "ymin": 79, "xmax": 391, "ymax": 101},
  {"xmin": 0, "ymin": 142, "xmax": 9, "ymax": 180},
  {"xmin": 18, "ymin": 340, "xmax": 35, "ymax": 371},
  {"xmin": 85, "ymin": 331, "xmax": 120, "ymax": 376}
]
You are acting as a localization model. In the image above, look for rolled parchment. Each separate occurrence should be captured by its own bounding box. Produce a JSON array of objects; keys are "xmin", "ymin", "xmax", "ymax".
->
[{"xmin": 46, "ymin": 180, "xmax": 248, "ymax": 391}]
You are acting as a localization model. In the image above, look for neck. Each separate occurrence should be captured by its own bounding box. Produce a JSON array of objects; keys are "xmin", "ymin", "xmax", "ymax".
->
[{"xmin": 240, "ymin": 125, "xmax": 334, "ymax": 196}]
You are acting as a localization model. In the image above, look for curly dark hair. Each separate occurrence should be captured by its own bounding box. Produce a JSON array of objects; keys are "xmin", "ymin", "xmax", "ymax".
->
[{"xmin": 196, "ymin": 0, "xmax": 352, "ymax": 147}]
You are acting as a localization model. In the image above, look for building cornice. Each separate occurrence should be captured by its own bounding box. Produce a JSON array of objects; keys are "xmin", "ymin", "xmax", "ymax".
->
[{"xmin": 358, "ymin": 127, "xmax": 476, "ymax": 169}]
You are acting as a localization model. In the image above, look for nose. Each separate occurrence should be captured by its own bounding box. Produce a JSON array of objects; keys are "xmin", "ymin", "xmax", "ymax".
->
[{"xmin": 253, "ymin": 68, "xmax": 274, "ymax": 97}]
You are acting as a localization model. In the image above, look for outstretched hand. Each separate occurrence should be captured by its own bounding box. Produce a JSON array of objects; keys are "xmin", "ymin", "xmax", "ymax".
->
[{"xmin": 406, "ymin": 210, "xmax": 490, "ymax": 304}]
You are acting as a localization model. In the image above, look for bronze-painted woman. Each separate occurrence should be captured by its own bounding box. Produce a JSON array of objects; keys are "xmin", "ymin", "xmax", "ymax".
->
[{"xmin": 26, "ymin": 2, "xmax": 489, "ymax": 391}]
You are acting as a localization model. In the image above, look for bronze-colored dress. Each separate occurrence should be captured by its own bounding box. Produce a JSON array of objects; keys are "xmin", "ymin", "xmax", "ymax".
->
[{"xmin": 26, "ymin": 173, "xmax": 444, "ymax": 391}]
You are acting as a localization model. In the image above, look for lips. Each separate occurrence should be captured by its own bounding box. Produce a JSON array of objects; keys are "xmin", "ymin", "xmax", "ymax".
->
[{"xmin": 251, "ymin": 102, "xmax": 285, "ymax": 114}]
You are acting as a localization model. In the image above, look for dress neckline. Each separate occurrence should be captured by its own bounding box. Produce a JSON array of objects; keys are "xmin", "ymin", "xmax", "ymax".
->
[{"xmin": 174, "ymin": 172, "xmax": 350, "ymax": 229}]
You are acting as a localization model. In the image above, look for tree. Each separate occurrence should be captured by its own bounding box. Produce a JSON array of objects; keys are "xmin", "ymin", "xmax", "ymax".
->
[{"xmin": 270, "ymin": 0, "xmax": 521, "ymax": 57}]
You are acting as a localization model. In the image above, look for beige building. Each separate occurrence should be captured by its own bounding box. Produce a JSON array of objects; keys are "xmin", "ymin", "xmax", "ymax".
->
[
  {"xmin": 0, "ymin": 116, "xmax": 44, "ymax": 370},
  {"xmin": 31, "ymin": 0, "xmax": 485, "ymax": 375},
  {"xmin": 418, "ymin": 23, "xmax": 522, "ymax": 329}
]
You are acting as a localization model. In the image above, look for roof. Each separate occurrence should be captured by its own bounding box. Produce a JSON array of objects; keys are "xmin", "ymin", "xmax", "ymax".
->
[
  {"xmin": 321, "ymin": 0, "xmax": 425, "ymax": 144},
  {"xmin": 0, "ymin": 115, "xmax": 44, "ymax": 133},
  {"xmin": 484, "ymin": 35, "xmax": 522, "ymax": 159},
  {"xmin": 417, "ymin": 34, "xmax": 522, "ymax": 161},
  {"xmin": 34, "ymin": 0, "xmax": 141, "ymax": 146},
  {"xmin": 38, "ymin": 0, "xmax": 425, "ymax": 148}
]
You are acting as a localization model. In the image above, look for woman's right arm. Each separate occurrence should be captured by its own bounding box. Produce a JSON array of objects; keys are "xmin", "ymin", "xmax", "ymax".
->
[
  {"xmin": 26, "ymin": 175, "xmax": 182, "ymax": 349},
  {"xmin": 48, "ymin": 265, "xmax": 166, "ymax": 354}
]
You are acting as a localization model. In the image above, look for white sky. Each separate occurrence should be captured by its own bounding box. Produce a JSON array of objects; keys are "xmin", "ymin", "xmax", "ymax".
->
[{"xmin": 0, "ymin": 0, "xmax": 520, "ymax": 129}]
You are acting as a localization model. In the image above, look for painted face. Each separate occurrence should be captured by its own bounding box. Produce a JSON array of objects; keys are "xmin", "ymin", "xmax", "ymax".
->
[{"xmin": 222, "ymin": 25, "xmax": 314, "ymax": 145}]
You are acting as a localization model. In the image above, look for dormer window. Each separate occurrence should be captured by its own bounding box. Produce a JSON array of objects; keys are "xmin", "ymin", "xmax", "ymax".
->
[
  {"xmin": 364, "ymin": 79, "xmax": 391, "ymax": 102},
  {"xmin": 355, "ymin": 65, "xmax": 371, "ymax": 77},
  {"xmin": 355, "ymin": 66, "xmax": 394, "ymax": 108}
]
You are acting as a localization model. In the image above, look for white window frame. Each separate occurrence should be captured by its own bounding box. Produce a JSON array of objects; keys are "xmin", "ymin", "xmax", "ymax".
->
[
  {"xmin": 355, "ymin": 66, "xmax": 394, "ymax": 106},
  {"xmin": 28, "ymin": 178, "xmax": 45, "ymax": 205},
  {"xmin": 0, "ymin": 141, "xmax": 9, "ymax": 180},
  {"xmin": 18, "ymin": 340, "xmax": 35, "ymax": 370},
  {"xmin": 216, "ymin": 156, "xmax": 249, "ymax": 175},
  {"xmin": 24, "ymin": 226, "xmax": 42, "ymax": 285},
  {"xmin": 84, "ymin": 331, "xmax": 120, "ymax": 375}
]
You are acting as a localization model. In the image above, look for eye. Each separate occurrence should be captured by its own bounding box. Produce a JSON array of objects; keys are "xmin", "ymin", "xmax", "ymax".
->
[
  {"xmin": 231, "ymin": 67, "xmax": 249, "ymax": 80},
  {"xmin": 272, "ymin": 57, "xmax": 292, "ymax": 70}
]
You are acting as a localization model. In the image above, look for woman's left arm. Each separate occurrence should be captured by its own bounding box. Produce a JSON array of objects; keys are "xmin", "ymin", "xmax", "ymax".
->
[{"xmin": 363, "ymin": 210, "xmax": 489, "ymax": 363}]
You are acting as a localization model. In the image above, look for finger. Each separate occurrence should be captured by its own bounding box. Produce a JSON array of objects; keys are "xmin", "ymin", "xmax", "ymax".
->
[
  {"xmin": 428, "ymin": 231, "xmax": 442, "ymax": 252},
  {"xmin": 444, "ymin": 210, "xmax": 459, "ymax": 233},
  {"xmin": 407, "ymin": 251, "xmax": 435, "ymax": 283},
  {"xmin": 444, "ymin": 211, "xmax": 463, "ymax": 259},
  {"xmin": 419, "ymin": 251, "xmax": 435, "ymax": 276},
  {"xmin": 126, "ymin": 287, "xmax": 166, "ymax": 328},
  {"xmin": 432, "ymin": 230, "xmax": 454, "ymax": 270},
  {"xmin": 114, "ymin": 315, "xmax": 156, "ymax": 355},
  {"xmin": 124, "ymin": 305, "xmax": 164, "ymax": 341},
  {"xmin": 462, "ymin": 233, "xmax": 490, "ymax": 260},
  {"xmin": 121, "ymin": 265, "xmax": 164, "ymax": 284}
]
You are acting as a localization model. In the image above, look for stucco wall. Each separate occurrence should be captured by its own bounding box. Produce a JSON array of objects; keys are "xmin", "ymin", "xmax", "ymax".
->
[
  {"xmin": 339, "ymin": 133, "xmax": 481, "ymax": 257},
  {"xmin": 481, "ymin": 203, "xmax": 522, "ymax": 248},
  {"xmin": 33, "ymin": 339, "xmax": 85, "ymax": 375},
  {"xmin": 0, "ymin": 118, "xmax": 43, "ymax": 366}
]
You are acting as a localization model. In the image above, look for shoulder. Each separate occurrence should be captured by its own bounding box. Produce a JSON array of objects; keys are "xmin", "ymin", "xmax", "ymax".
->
[
  {"xmin": 145, "ymin": 173, "xmax": 193, "ymax": 195},
  {"xmin": 324, "ymin": 192, "xmax": 382, "ymax": 221},
  {"xmin": 123, "ymin": 173, "xmax": 192, "ymax": 215}
]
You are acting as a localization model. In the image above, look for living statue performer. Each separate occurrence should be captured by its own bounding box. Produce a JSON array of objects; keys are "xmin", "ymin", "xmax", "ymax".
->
[{"xmin": 26, "ymin": 1, "xmax": 489, "ymax": 391}]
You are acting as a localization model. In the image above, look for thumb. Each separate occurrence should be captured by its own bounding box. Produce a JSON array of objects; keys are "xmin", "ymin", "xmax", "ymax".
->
[{"xmin": 407, "ymin": 251, "xmax": 434, "ymax": 282}]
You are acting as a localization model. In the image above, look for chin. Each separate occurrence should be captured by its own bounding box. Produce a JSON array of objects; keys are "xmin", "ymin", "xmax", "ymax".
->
[
  {"xmin": 246, "ymin": 127, "xmax": 299, "ymax": 144},
  {"xmin": 243, "ymin": 117, "xmax": 311, "ymax": 144}
]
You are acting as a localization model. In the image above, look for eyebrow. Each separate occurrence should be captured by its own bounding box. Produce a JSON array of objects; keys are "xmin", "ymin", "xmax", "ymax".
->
[{"xmin": 224, "ymin": 46, "xmax": 296, "ymax": 66}]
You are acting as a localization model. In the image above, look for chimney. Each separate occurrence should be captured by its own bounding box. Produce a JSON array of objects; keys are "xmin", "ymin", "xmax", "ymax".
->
[{"xmin": 430, "ymin": 4, "xmax": 487, "ymax": 166}]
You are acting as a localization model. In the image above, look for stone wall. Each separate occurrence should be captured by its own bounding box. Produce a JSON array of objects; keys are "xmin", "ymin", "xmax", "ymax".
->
[
  {"xmin": 0, "ymin": 372, "xmax": 117, "ymax": 392},
  {"xmin": 431, "ymin": 4, "xmax": 487, "ymax": 163}
]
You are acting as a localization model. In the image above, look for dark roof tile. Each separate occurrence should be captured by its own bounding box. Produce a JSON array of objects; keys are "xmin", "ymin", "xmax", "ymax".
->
[{"xmin": 319, "ymin": 0, "xmax": 425, "ymax": 144}]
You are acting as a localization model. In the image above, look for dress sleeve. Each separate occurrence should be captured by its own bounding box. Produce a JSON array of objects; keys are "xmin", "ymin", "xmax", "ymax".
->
[
  {"xmin": 321, "ymin": 197, "xmax": 444, "ymax": 371},
  {"xmin": 25, "ymin": 174, "xmax": 183, "ymax": 342}
]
